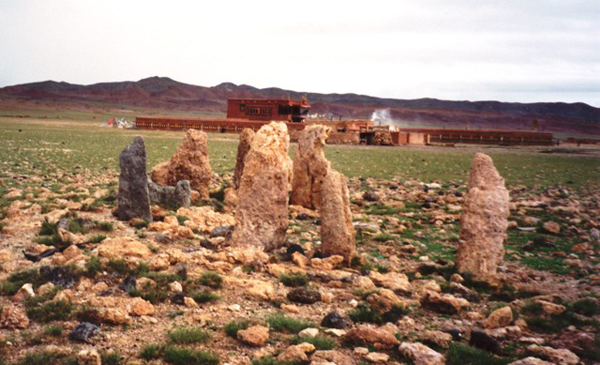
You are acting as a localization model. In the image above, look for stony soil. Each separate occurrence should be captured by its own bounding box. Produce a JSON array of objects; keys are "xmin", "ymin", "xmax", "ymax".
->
[{"xmin": 0, "ymin": 156, "xmax": 599, "ymax": 364}]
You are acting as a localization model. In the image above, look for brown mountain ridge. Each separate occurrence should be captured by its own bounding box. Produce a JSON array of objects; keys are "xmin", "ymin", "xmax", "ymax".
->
[{"xmin": 1, "ymin": 76, "xmax": 599, "ymax": 135}]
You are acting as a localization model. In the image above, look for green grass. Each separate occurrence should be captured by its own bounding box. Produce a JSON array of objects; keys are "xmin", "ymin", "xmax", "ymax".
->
[
  {"xmin": 140, "ymin": 344, "xmax": 166, "ymax": 360},
  {"xmin": 348, "ymin": 304, "xmax": 407, "ymax": 324},
  {"xmin": 292, "ymin": 335, "xmax": 336, "ymax": 350},
  {"xmin": 279, "ymin": 274, "xmax": 309, "ymax": 287},
  {"xmin": 98, "ymin": 221, "xmax": 114, "ymax": 231},
  {"xmin": 19, "ymin": 351, "xmax": 63, "ymax": 365},
  {"xmin": 100, "ymin": 352, "xmax": 122, "ymax": 365},
  {"xmin": 25, "ymin": 299, "xmax": 73, "ymax": 323},
  {"xmin": 1, "ymin": 268, "xmax": 46, "ymax": 295},
  {"xmin": 446, "ymin": 343, "xmax": 512, "ymax": 365},
  {"xmin": 197, "ymin": 271, "xmax": 223, "ymax": 289},
  {"xmin": 163, "ymin": 347, "xmax": 219, "ymax": 365},
  {"xmin": 266, "ymin": 313, "xmax": 314, "ymax": 334},
  {"xmin": 191, "ymin": 291, "xmax": 220, "ymax": 303},
  {"xmin": 85, "ymin": 256, "xmax": 102, "ymax": 277},
  {"xmin": 168, "ymin": 327, "xmax": 212, "ymax": 344},
  {"xmin": 224, "ymin": 320, "xmax": 250, "ymax": 338},
  {"xmin": 43, "ymin": 324, "xmax": 63, "ymax": 337},
  {"xmin": 1, "ymin": 118, "xmax": 598, "ymax": 189}
]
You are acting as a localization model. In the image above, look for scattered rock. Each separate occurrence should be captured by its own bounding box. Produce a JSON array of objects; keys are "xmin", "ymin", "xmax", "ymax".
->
[
  {"xmin": 508, "ymin": 357, "xmax": 554, "ymax": 365},
  {"xmin": 398, "ymin": 342, "xmax": 445, "ymax": 365},
  {"xmin": 485, "ymin": 306, "xmax": 513, "ymax": 328},
  {"xmin": 69, "ymin": 322, "xmax": 100, "ymax": 343},
  {"xmin": 237, "ymin": 325, "xmax": 269, "ymax": 347},
  {"xmin": 119, "ymin": 275, "xmax": 136, "ymax": 292},
  {"xmin": 118, "ymin": 136, "xmax": 152, "ymax": 222},
  {"xmin": 420, "ymin": 330, "xmax": 453, "ymax": 348},
  {"xmin": 456, "ymin": 153, "xmax": 509, "ymax": 282},
  {"xmin": 298, "ymin": 328, "xmax": 319, "ymax": 338},
  {"xmin": 291, "ymin": 124, "xmax": 331, "ymax": 209},
  {"xmin": 232, "ymin": 122, "xmax": 293, "ymax": 251},
  {"xmin": 320, "ymin": 169, "xmax": 355, "ymax": 262},
  {"xmin": 368, "ymin": 271, "xmax": 411, "ymax": 293},
  {"xmin": 470, "ymin": 329, "xmax": 500, "ymax": 353},
  {"xmin": 345, "ymin": 324, "xmax": 400, "ymax": 349},
  {"xmin": 311, "ymin": 255, "xmax": 344, "ymax": 270},
  {"xmin": 526, "ymin": 345, "xmax": 579, "ymax": 365},
  {"xmin": 77, "ymin": 349, "xmax": 102, "ymax": 365},
  {"xmin": 311, "ymin": 350, "xmax": 356, "ymax": 365},
  {"xmin": 0, "ymin": 305, "xmax": 29, "ymax": 328},
  {"xmin": 148, "ymin": 179, "xmax": 191, "ymax": 209},
  {"xmin": 288, "ymin": 288, "xmax": 321, "ymax": 304},
  {"xmin": 12, "ymin": 283, "xmax": 35, "ymax": 302},
  {"xmin": 543, "ymin": 221, "xmax": 561, "ymax": 234},
  {"xmin": 97, "ymin": 238, "xmax": 152, "ymax": 259},
  {"xmin": 277, "ymin": 343, "xmax": 315, "ymax": 363},
  {"xmin": 420, "ymin": 291, "xmax": 469, "ymax": 314},
  {"xmin": 151, "ymin": 129, "xmax": 212, "ymax": 199},
  {"xmin": 365, "ymin": 352, "xmax": 389, "ymax": 363},
  {"xmin": 210, "ymin": 224, "xmax": 234, "ymax": 239},
  {"xmin": 128, "ymin": 298, "xmax": 155, "ymax": 316},
  {"xmin": 40, "ymin": 265, "xmax": 78, "ymax": 288},
  {"xmin": 321, "ymin": 312, "xmax": 347, "ymax": 329}
]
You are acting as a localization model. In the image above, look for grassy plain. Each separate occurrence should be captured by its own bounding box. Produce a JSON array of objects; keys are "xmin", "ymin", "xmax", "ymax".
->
[{"xmin": 1, "ymin": 117, "xmax": 599, "ymax": 191}]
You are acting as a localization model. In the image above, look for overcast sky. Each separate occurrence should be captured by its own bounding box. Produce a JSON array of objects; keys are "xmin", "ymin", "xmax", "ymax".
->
[{"xmin": 1, "ymin": 0, "xmax": 599, "ymax": 106}]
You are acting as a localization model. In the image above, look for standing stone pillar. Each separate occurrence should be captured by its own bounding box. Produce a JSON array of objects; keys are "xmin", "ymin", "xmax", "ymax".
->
[
  {"xmin": 232, "ymin": 122, "xmax": 293, "ymax": 251},
  {"xmin": 320, "ymin": 169, "xmax": 355, "ymax": 262},
  {"xmin": 291, "ymin": 124, "xmax": 332, "ymax": 210},
  {"xmin": 456, "ymin": 153, "xmax": 509, "ymax": 282},
  {"xmin": 118, "ymin": 136, "xmax": 152, "ymax": 222},
  {"xmin": 151, "ymin": 129, "xmax": 212, "ymax": 199},
  {"xmin": 233, "ymin": 128, "xmax": 256, "ymax": 189}
]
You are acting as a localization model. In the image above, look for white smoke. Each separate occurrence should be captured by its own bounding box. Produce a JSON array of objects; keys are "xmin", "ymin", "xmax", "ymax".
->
[{"xmin": 370, "ymin": 108, "xmax": 393, "ymax": 126}]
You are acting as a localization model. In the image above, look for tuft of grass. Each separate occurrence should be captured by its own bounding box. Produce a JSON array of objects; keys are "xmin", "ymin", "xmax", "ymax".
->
[
  {"xmin": 141, "ymin": 289, "xmax": 169, "ymax": 304},
  {"xmin": 251, "ymin": 356, "xmax": 299, "ymax": 365},
  {"xmin": 197, "ymin": 271, "xmax": 223, "ymax": 289},
  {"xmin": 266, "ymin": 313, "xmax": 313, "ymax": 334},
  {"xmin": 348, "ymin": 304, "xmax": 407, "ymax": 324},
  {"xmin": 43, "ymin": 324, "xmax": 63, "ymax": 337},
  {"xmin": 349, "ymin": 305, "xmax": 382, "ymax": 324},
  {"xmin": 1, "ymin": 268, "xmax": 45, "ymax": 295},
  {"xmin": 279, "ymin": 274, "xmax": 308, "ymax": 287},
  {"xmin": 132, "ymin": 219, "xmax": 149, "ymax": 229},
  {"xmin": 85, "ymin": 256, "xmax": 102, "ymax": 277},
  {"xmin": 98, "ymin": 221, "xmax": 114, "ymax": 231},
  {"xmin": 572, "ymin": 298, "xmax": 600, "ymax": 316},
  {"xmin": 224, "ymin": 320, "xmax": 250, "ymax": 338},
  {"xmin": 26, "ymin": 299, "xmax": 73, "ymax": 323},
  {"xmin": 292, "ymin": 335, "xmax": 336, "ymax": 350},
  {"xmin": 168, "ymin": 327, "xmax": 212, "ymax": 344},
  {"xmin": 446, "ymin": 343, "xmax": 512, "ymax": 365},
  {"xmin": 87, "ymin": 234, "xmax": 107, "ymax": 244},
  {"xmin": 140, "ymin": 344, "xmax": 166, "ymax": 360},
  {"xmin": 100, "ymin": 352, "xmax": 122, "ymax": 365},
  {"xmin": 163, "ymin": 346, "xmax": 219, "ymax": 365},
  {"xmin": 176, "ymin": 215, "xmax": 189, "ymax": 225},
  {"xmin": 19, "ymin": 351, "xmax": 61, "ymax": 365},
  {"xmin": 191, "ymin": 291, "xmax": 220, "ymax": 304}
]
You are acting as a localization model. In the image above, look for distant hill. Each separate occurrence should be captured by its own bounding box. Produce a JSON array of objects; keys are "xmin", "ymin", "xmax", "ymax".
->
[{"xmin": 1, "ymin": 76, "xmax": 599, "ymax": 134}]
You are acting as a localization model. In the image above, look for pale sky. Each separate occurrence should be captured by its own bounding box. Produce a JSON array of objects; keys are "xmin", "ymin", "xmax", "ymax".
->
[{"xmin": 1, "ymin": 0, "xmax": 599, "ymax": 106}]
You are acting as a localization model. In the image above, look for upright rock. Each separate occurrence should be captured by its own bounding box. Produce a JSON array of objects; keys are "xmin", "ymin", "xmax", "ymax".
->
[
  {"xmin": 233, "ymin": 128, "xmax": 255, "ymax": 189},
  {"xmin": 456, "ymin": 153, "xmax": 509, "ymax": 282},
  {"xmin": 291, "ymin": 124, "xmax": 332, "ymax": 209},
  {"xmin": 151, "ymin": 129, "xmax": 212, "ymax": 199},
  {"xmin": 118, "ymin": 136, "xmax": 152, "ymax": 222},
  {"xmin": 320, "ymin": 169, "xmax": 355, "ymax": 262},
  {"xmin": 148, "ymin": 179, "xmax": 191, "ymax": 209},
  {"xmin": 232, "ymin": 122, "xmax": 293, "ymax": 251}
]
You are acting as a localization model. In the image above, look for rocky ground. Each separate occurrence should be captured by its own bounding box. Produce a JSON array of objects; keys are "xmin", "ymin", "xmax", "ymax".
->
[{"xmin": 0, "ymin": 159, "xmax": 599, "ymax": 364}]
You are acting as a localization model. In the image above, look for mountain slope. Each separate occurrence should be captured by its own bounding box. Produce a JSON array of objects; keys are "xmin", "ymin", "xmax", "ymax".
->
[{"xmin": 1, "ymin": 76, "xmax": 599, "ymax": 134}]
